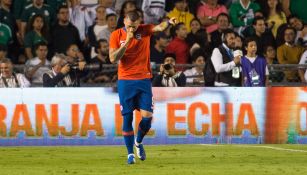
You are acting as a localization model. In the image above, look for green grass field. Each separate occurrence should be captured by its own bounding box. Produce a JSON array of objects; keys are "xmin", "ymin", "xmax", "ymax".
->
[{"xmin": 0, "ymin": 145, "xmax": 307, "ymax": 175}]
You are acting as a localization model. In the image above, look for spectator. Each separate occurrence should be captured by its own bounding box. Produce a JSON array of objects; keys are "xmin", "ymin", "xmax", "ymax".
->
[
  {"xmin": 42, "ymin": 54, "xmax": 73, "ymax": 87},
  {"xmin": 241, "ymin": 37, "xmax": 268, "ymax": 87},
  {"xmin": 197, "ymin": 0, "xmax": 227, "ymax": 34},
  {"xmin": 0, "ymin": 58, "xmax": 31, "ymax": 88},
  {"xmin": 13, "ymin": 0, "xmax": 32, "ymax": 32},
  {"xmin": 64, "ymin": 43, "xmax": 86, "ymax": 87},
  {"xmin": 152, "ymin": 53, "xmax": 186, "ymax": 87},
  {"xmin": 264, "ymin": 45, "xmax": 284, "ymax": 83},
  {"xmin": 142, "ymin": 0, "xmax": 166, "ymax": 24},
  {"xmin": 84, "ymin": 39, "xmax": 115, "ymax": 84},
  {"xmin": 69, "ymin": 0, "xmax": 94, "ymax": 42},
  {"xmin": 116, "ymin": 0, "xmax": 136, "ymax": 29},
  {"xmin": 50, "ymin": 5, "xmax": 81, "ymax": 55},
  {"xmin": 167, "ymin": 0, "xmax": 194, "ymax": 32},
  {"xmin": 186, "ymin": 18, "xmax": 201, "ymax": 50},
  {"xmin": 0, "ymin": 21, "xmax": 12, "ymax": 46},
  {"xmin": 20, "ymin": 0, "xmax": 55, "ymax": 40},
  {"xmin": 166, "ymin": 23, "xmax": 189, "ymax": 64},
  {"xmin": 24, "ymin": 42, "xmax": 51, "ymax": 85},
  {"xmin": 229, "ymin": 0, "xmax": 261, "ymax": 31},
  {"xmin": 184, "ymin": 49, "xmax": 205, "ymax": 85},
  {"xmin": 0, "ymin": 0, "xmax": 20, "ymax": 63},
  {"xmin": 282, "ymin": 0, "xmax": 307, "ymax": 23},
  {"xmin": 45, "ymin": 0, "xmax": 67, "ymax": 12},
  {"xmin": 277, "ymin": 27, "xmax": 305, "ymax": 82},
  {"xmin": 0, "ymin": 44, "xmax": 8, "ymax": 61},
  {"xmin": 245, "ymin": 16, "xmax": 275, "ymax": 57},
  {"xmin": 86, "ymin": 0, "xmax": 115, "ymax": 20},
  {"xmin": 187, "ymin": 29, "xmax": 211, "ymax": 58},
  {"xmin": 98, "ymin": 13, "xmax": 117, "ymax": 43},
  {"xmin": 263, "ymin": 0, "xmax": 286, "ymax": 37},
  {"xmin": 150, "ymin": 32, "xmax": 170, "ymax": 64},
  {"xmin": 287, "ymin": 16, "xmax": 307, "ymax": 47},
  {"xmin": 299, "ymin": 50, "xmax": 307, "ymax": 83},
  {"xmin": 211, "ymin": 29, "xmax": 242, "ymax": 86},
  {"xmin": 234, "ymin": 33, "xmax": 243, "ymax": 50},
  {"xmin": 210, "ymin": 13, "xmax": 230, "ymax": 49},
  {"xmin": 24, "ymin": 14, "xmax": 49, "ymax": 59},
  {"xmin": 87, "ymin": 5, "xmax": 107, "ymax": 58}
]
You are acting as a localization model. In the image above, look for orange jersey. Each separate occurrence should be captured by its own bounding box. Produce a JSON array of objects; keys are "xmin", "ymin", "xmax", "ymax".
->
[{"xmin": 109, "ymin": 24, "xmax": 154, "ymax": 80}]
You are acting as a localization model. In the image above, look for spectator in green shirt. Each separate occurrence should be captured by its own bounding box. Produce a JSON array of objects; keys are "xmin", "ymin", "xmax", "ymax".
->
[
  {"xmin": 13, "ymin": 0, "xmax": 32, "ymax": 31},
  {"xmin": 0, "ymin": 22, "xmax": 12, "ymax": 45},
  {"xmin": 45, "ymin": 0, "xmax": 67, "ymax": 12},
  {"xmin": 24, "ymin": 14, "xmax": 49, "ymax": 59},
  {"xmin": 20, "ymin": 0, "xmax": 55, "ymax": 40},
  {"xmin": 229, "ymin": 0, "xmax": 261, "ymax": 31}
]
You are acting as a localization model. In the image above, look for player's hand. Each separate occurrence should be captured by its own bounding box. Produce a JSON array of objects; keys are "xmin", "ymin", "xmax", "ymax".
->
[
  {"xmin": 126, "ymin": 27, "xmax": 134, "ymax": 43},
  {"xmin": 168, "ymin": 17, "xmax": 178, "ymax": 26}
]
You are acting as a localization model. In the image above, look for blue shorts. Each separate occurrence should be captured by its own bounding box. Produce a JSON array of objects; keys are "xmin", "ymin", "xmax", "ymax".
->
[{"xmin": 117, "ymin": 79, "xmax": 153, "ymax": 115}]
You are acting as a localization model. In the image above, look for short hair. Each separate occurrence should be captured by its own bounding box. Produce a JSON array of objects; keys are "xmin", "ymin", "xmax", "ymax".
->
[
  {"xmin": 51, "ymin": 54, "xmax": 67, "ymax": 67},
  {"xmin": 253, "ymin": 16, "xmax": 265, "ymax": 25},
  {"xmin": 125, "ymin": 10, "xmax": 140, "ymax": 22},
  {"xmin": 190, "ymin": 18, "xmax": 201, "ymax": 26},
  {"xmin": 34, "ymin": 41, "xmax": 48, "ymax": 51},
  {"xmin": 95, "ymin": 39, "xmax": 108, "ymax": 53},
  {"xmin": 222, "ymin": 28, "xmax": 235, "ymax": 42},
  {"xmin": 0, "ymin": 58, "xmax": 12, "ymax": 65},
  {"xmin": 284, "ymin": 26, "xmax": 297, "ymax": 36},
  {"xmin": 57, "ymin": 5, "xmax": 69, "ymax": 14},
  {"xmin": 191, "ymin": 49, "xmax": 207, "ymax": 63},
  {"xmin": 106, "ymin": 13, "xmax": 117, "ymax": 20},
  {"xmin": 287, "ymin": 14, "xmax": 300, "ymax": 24},
  {"xmin": 217, "ymin": 13, "xmax": 230, "ymax": 22},
  {"xmin": 244, "ymin": 37, "xmax": 258, "ymax": 48},
  {"xmin": 163, "ymin": 53, "xmax": 176, "ymax": 61}
]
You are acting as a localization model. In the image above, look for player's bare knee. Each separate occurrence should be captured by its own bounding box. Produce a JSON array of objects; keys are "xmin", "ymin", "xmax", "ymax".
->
[{"xmin": 140, "ymin": 110, "xmax": 153, "ymax": 118}]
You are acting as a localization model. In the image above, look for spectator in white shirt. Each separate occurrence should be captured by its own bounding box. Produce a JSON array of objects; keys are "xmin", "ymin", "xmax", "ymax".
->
[
  {"xmin": 24, "ymin": 42, "xmax": 51, "ymax": 85},
  {"xmin": 98, "ymin": 13, "xmax": 117, "ymax": 42},
  {"xmin": 184, "ymin": 49, "xmax": 205, "ymax": 85}
]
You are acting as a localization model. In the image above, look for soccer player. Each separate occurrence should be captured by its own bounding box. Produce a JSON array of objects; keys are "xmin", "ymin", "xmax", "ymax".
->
[{"xmin": 109, "ymin": 10, "xmax": 177, "ymax": 164}]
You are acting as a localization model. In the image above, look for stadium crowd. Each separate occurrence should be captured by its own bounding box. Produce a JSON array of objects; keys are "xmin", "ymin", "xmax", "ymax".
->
[{"xmin": 0, "ymin": 0, "xmax": 307, "ymax": 87}]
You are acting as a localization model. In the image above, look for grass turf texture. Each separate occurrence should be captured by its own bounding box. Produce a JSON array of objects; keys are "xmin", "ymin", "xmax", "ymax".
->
[{"xmin": 0, "ymin": 145, "xmax": 307, "ymax": 175}]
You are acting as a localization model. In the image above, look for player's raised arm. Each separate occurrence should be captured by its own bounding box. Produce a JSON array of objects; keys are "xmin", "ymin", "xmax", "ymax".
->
[{"xmin": 152, "ymin": 17, "xmax": 177, "ymax": 32}]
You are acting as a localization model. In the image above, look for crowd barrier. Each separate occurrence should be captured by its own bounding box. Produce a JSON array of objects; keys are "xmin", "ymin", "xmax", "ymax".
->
[{"xmin": 0, "ymin": 87, "xmax": 307, "ymax": 146}]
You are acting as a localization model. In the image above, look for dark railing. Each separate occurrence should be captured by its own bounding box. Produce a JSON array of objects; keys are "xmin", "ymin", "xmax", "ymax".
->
[{"xmin": 11, "ymin": 64, "xmax": 307, "ymax": 87}]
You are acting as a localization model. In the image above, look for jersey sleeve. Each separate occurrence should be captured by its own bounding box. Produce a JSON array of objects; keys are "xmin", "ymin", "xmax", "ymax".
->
[
  {"xmin": 109, "ymin": 31, "xmax": 120, "ymax": 49},
  {"xmin": 142, "ymin": 24, "xmax": 155, "ymax": 36}
]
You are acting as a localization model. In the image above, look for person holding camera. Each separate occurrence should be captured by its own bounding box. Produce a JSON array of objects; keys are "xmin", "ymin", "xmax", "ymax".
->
[
  {"xmin": 43, "ymin": 54, "xmax": 73, "ymax": 87},
  {"xmin": 64, "ymin": 43, "xmax": 87, "ymax": 87},
  {"xmin": 152, "ymin": 53, "xmax": 186, "ymax": 87}
]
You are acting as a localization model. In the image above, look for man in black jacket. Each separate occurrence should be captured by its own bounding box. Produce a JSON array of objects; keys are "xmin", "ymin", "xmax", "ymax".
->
[
  {"xmin": 50, "ymin": 5, "xmax": 82, "ymax": 55},
  {"xmin": 43, "ymin": 54, "xmax": 72, "ymax": 87}
]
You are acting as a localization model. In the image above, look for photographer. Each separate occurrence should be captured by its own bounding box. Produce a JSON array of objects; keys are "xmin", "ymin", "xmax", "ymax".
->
[
  {"xmin": 43, "ymin": 54, "xmax": 73, "ymax": 87},
  {"xmin": 152, "ymin": 53, "xmax": 186, "ymax": 87},
  {"xmin": 64, "ymin": 44, "xmax": 87, "ymax": 87}
]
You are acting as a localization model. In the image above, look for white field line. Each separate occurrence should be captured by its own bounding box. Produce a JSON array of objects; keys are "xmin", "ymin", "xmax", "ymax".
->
[{"xmin": 200, "ymin": 144, "xmax": 307, "ymax": 153}]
